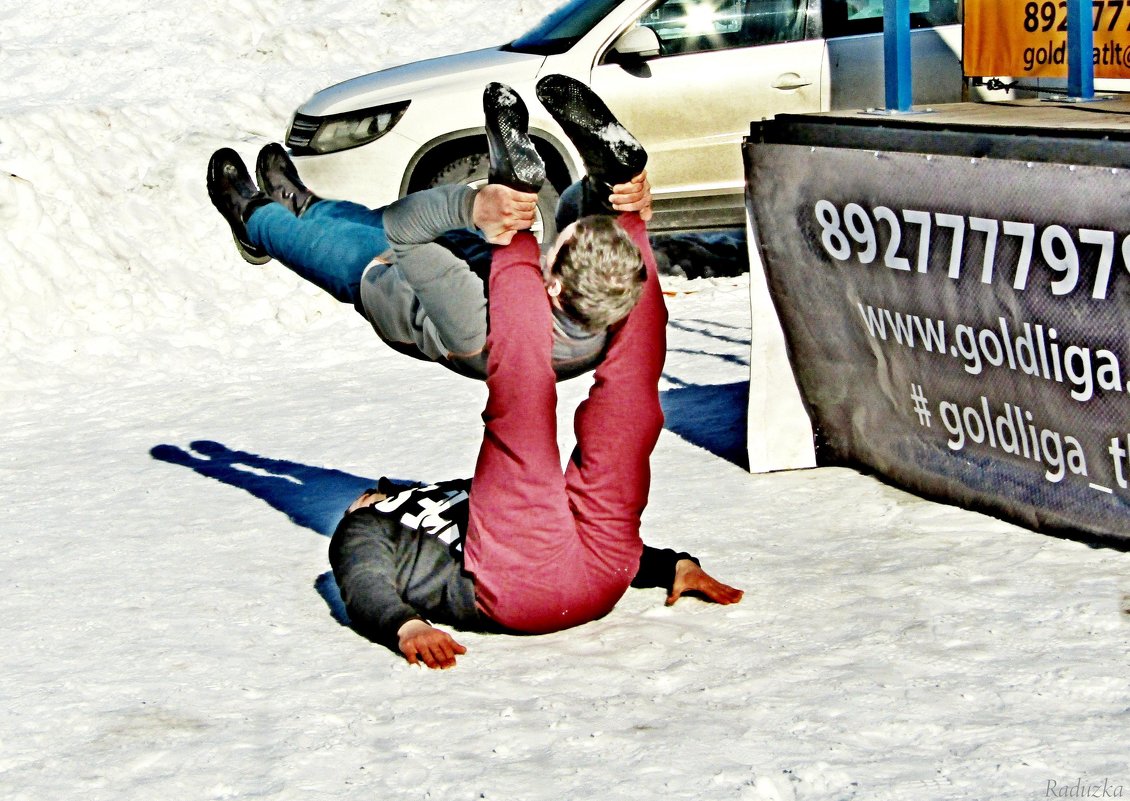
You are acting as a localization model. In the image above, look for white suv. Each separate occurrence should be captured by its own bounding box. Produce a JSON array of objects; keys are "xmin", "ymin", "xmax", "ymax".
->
[{"xmin": 286, "ymin": 0, "xmax": 969, "ymax": 238}]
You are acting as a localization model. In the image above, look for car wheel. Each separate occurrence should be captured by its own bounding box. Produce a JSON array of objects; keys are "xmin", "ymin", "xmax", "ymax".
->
[{"xmin": 424, "ymin": 152, "xmax": 561, "ymax": 244}]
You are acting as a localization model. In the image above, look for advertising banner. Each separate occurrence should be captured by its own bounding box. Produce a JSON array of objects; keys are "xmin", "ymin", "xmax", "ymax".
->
[
  {"xmin": 746, "ymin": 142, "xmax": 1130, "ymax": 543},
  {"xmin": 964, "ymin": 0, "xmax": 1130, "ymax": 79}
]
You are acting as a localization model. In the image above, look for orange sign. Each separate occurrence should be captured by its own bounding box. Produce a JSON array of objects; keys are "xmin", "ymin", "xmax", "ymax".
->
[{"xmin": 964, "ymin": 0, "xmax": 1130, "ymax": 78}]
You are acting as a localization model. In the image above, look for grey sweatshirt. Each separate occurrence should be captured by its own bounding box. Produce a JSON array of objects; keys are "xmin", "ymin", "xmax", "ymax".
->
[{"xmin": 363, "ymin": 184, "xmax": 609, "ymax": 380}]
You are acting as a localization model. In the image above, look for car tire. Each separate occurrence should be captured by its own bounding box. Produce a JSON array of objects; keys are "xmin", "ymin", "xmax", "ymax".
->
[{"xmin": 424, "ymin": 151, "xmax": 561, "ymax": 244}]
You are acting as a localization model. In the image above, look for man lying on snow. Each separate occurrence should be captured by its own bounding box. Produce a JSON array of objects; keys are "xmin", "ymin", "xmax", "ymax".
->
[
  {"xmin": 209, "ymin": 75, "xmax": 743, "ymax": 668},
  {"xmin": 334, "ymin": 477, "xmax": 743, "ymax": 669}
]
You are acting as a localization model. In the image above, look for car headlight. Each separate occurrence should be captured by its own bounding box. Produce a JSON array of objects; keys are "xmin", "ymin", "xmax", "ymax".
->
[{"xmin": 286, "ymin": 100, "xmax": 410, "ymax": 156}]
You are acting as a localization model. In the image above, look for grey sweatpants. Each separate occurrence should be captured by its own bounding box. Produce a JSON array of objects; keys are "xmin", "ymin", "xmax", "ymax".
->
[
  {"xmin": 357, "ymin": 184, "xmax": 491, "ymax": 378},
  {"xmin": 358, "ymin": 257, "xmax": 489, "ymax": 378},
  {"xmin": 353, "ymin": 181, "xmax": 600, "ymax": 381}
]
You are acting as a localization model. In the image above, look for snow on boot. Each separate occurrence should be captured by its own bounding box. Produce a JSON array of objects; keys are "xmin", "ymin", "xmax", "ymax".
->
[{"xmin": 482, "ymin": 82, "xmax": 545, "ymax": 193}]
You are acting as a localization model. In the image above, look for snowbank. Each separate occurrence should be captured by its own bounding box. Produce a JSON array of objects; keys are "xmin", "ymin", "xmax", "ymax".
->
[{"xmin": 0, "ymin": 0, "xmax": 553, "ymax": 386}]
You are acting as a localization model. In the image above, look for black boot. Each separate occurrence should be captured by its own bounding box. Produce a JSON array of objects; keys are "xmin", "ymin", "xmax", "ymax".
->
[
  {"xmin": 207, "ymin": 148, "xmax": 272, "ymax": 265},
  {"xmin": 553, "ymin": 175, "xmax": 620, "ymax": 223},
  {"xmin": 256, "ymin": 143, "xmax": 319, "ymax": 217},
  {"xmin": 482, "ymin": 82, "xmax": 545, "ymax": 192},
  {"xmin": 579, "ymin": 175, "xmax": 619, "ymax": 218},
  {"xmin": 535, "ymin": 74, "xmax": 646, "ymax": 190}
]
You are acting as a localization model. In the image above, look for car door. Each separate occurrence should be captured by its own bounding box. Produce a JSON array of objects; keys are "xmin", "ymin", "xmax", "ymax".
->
[{"xmin": 588, "ymin": 0, "xmax": 824, "ymax": 205}]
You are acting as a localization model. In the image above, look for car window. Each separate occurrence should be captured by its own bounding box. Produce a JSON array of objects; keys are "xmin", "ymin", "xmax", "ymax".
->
[
  {"xmin": 507, "ymin": 0, "xmax": 625, "ymax": 55},
  {"xmin": 820, "ymin": 0, "xmax": 958, "ymax": 38},
  {"xmin": 639, "ymin": 0, "xmax": 810, "ymax": 56}
]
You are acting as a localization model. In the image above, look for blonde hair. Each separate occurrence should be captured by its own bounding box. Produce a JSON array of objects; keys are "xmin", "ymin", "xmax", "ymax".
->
[{"xmin": 550, "ymin": 215, "xmax": 645, "ymax": 331}]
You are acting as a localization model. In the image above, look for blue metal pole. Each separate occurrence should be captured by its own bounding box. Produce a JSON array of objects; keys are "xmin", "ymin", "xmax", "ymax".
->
[
  {"xmin": 1066, "ymin": 0, "xmax": 1095, "ymax": 99},
  {"xmin": 884, "ymin": 0, "xmax": 912, "ymax": 112}
]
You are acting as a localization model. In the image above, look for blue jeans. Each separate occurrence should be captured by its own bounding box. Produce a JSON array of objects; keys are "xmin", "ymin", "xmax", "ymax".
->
[{"xmin": 245, "ymin": 199, "xmax": 390, "ymax": 306}]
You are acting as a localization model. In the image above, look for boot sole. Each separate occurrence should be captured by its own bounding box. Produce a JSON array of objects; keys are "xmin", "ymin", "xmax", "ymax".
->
[
  {"xmin": 483, "ymin": 83, "xmax": 545, "ymax": 193},
  {"xmin": 536, "ymin": 75, "xmax": 646, "ymax": 186}
]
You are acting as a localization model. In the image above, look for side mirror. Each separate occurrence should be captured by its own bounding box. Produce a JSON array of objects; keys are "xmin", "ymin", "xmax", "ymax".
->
[{"xmin": 609, "ymin": 26, "xmax": 660, "ymax": 60}]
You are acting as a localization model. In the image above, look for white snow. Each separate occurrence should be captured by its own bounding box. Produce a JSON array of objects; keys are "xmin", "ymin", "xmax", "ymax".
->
[
  {"xmin": 1, "ymin": 2, "xmax": 1127, "ymax": 800},
  {"xmin": 598, "ymin": 121, "xmax": 642, "ymax": 154}
]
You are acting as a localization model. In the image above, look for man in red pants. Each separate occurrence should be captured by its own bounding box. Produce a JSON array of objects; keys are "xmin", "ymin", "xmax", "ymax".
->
[
  {"xmin": 464, "ymin": 186, "xmax": 668, "ymax": 634},
  {"xmin": 332, "ymin": 76, "xmax": 742, "ymax": 667}
]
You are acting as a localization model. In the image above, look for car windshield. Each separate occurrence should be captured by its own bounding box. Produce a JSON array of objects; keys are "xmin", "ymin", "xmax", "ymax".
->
[{"xmin": 506, "ymin": 0, "xmax": 625, "ymax": 55}]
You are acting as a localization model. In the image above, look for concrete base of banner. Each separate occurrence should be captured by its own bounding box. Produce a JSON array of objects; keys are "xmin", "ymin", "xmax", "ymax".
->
[{"xmin": 745, "ymin": 211, "xmax": 817, "ymax": 474}]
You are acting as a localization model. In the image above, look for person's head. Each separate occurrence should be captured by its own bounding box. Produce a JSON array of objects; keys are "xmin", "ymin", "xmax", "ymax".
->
[{"xmin": 543, "ymin": 215, "xmax": 646, "ymax": 331}]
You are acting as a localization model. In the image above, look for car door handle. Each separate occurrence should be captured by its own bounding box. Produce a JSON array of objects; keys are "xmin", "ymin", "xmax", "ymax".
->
[{"xmin": 772, "ymin": 73, "xmax": 812, "ymax": 91}]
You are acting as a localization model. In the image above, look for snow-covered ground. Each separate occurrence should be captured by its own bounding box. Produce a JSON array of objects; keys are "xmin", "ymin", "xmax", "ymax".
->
[{"xmin": 1, "ymin": 2, "xmax": 1126, "ymax": 799}]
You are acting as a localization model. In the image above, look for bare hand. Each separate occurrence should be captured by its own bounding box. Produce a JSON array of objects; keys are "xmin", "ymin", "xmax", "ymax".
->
[
  {"xmin": 609, "ymin": 170, "xmax": 652, "ymax": 222},
  {"xmin": 666, "ymin": 559, "xmax": 744, "ymax": 606},
  {"xmin": 473, "ymin": 184, "xmax": 539, "ymax": 245},
  {"xmin": 397, "ymin": 619, "xmax": 467, "ymax": 669}
]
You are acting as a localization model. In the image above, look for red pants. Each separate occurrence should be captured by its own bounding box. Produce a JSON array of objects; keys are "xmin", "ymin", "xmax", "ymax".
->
[{"xmin": 463, "ymin": 214, "xmax": 667, "ymax": 633}]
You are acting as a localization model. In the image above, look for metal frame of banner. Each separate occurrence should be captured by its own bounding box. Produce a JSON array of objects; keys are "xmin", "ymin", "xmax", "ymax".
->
[
  {"xmin": 1040, "ymin": 0, "xmax": 1114, "ymax": 103},
  {"xmin": 884, "ymin": 0, "xmax": 912, "ymax": 111},
  {"xmin": 863, "ymin": 0, "xmax": 933, "ymax": 115},
  {"xmin": 1065, "ymin": 0, "xmax": 1096, "ymax": 99},
  {"xmin": 1040, "ymin": 0, "xmax": 1124, "ymax": 104},
  {"xmin": 875, "ymin": 0, "xmax": 1109, "ymax": 110}
]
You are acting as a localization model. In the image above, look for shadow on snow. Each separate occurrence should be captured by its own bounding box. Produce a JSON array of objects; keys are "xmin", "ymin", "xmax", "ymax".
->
[
  {"xmin": 659, "ymin": 380, "xmax": 748, "ymax": 471},
  {"xmin": 148, "ymin": 439, "xmax": 379, "ymax": 625},
  {"xmin": 149, "ymin": 384, "xmax": 748, "ymax": 534}
]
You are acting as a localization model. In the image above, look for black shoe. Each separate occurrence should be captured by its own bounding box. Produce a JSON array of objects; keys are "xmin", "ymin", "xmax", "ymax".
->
[
  {"xmin": 535, "ymin": 74, "xmax": 646, "ymax": 187},
  {"xmin": 578, "ymin": 175, "xmax": 620, "ymax": 218},
  {"xmin": 207, "ymin": 148, "xmax": 272, "ymax": 265},
  {"xmin": 256, "ymin": 143, "xmax": 319, "ymax": 217},
  {"xmin": 482, "ymin": 82, "xmax": 545, "ymax": 192}
]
